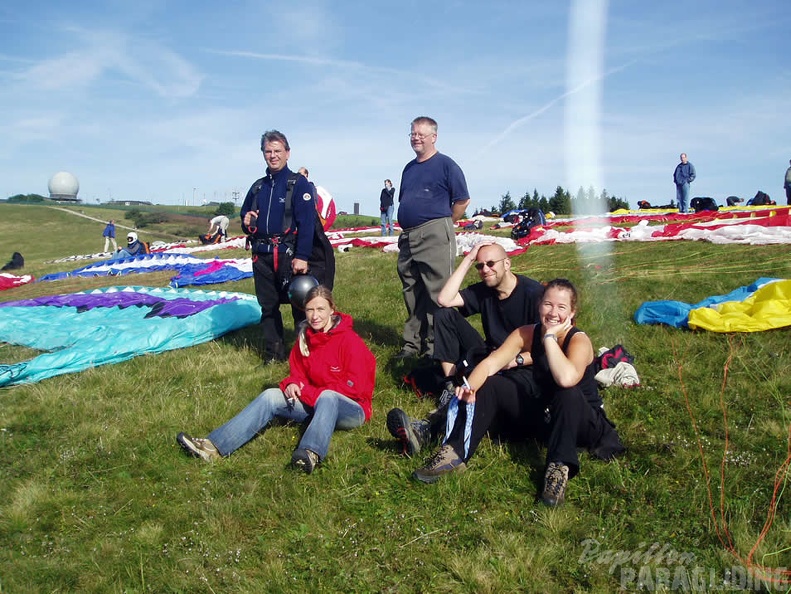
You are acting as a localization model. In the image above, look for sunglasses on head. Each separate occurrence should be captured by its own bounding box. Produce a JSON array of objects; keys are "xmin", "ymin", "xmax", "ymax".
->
[{"xmin": 475, "ymin": 258, "xmax": 505, "ymax": 270}]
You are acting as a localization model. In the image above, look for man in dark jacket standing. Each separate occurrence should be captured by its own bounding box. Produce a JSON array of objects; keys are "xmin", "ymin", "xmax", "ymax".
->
[
  {"xmin": 673, "ymin": 153, "xmax": 696, "ymax": 214},
  {"xmin": 240, "ymin": 130, "xmax": 334, "ymax": 363},
  {"xmin": 379, "ymin": 179, "xmax": 395, "ymax": 236},
  {"xmin": 102, "ymin": 219, "xmax": 118, "ymax": 253}
]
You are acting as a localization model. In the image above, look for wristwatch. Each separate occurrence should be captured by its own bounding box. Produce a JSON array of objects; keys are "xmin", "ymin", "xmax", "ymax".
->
[{"xmin": 515, "ymin": 354, "xmax": 524, "ymax": 366}]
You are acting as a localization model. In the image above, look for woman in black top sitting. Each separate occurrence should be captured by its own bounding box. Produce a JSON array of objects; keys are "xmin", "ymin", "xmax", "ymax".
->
[{"xmin": 412, "ymin": 278, "xmax": 624, "ymax": 506}]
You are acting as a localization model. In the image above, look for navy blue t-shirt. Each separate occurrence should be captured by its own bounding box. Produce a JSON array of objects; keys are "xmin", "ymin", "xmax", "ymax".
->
[
  {"xmin": 397, "ymin": 152, "xmax": 469, "ymax": 229},
  {"xmin": 459, "ymin": 275, "xmax": 544, "ymax": 350}
]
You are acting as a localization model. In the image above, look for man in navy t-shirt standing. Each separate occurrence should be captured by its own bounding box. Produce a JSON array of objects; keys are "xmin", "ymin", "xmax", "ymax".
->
[{"xmin": 395, "ymin": 116, "xmax": 470, "ymax": 359}]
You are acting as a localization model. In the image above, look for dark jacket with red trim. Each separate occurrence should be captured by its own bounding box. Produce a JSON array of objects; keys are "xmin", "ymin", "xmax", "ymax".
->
[{"xmin": 240, "ymin": 166, "xmax": 316, "ymax": 261}]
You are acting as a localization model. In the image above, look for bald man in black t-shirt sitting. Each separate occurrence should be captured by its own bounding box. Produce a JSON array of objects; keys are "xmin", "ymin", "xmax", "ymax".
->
[{"xmin": 387, "ymin": 241, "xmax": 544, "ymax": 456}]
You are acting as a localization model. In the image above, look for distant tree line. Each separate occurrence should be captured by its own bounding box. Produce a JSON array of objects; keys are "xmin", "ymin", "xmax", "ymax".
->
[
  {"xmin": 125, "ymin": 208, "xmax": 167, "ymax": 228},
  {"xmin": 7, "ymin": 194, "xmax": 47, "ymax": 203},
  {"xmin": 476, "ymin": 186, "xmax": 630, "ymax": 217},
  {"xmin": 214, "ymin": 202, "xmax": 236, "ymax": 217}
]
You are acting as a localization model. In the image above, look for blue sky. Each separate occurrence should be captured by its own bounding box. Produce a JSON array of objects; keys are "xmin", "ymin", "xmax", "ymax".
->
[{"xmin": 1, "ymin": 1, "xmax": 789, "ymax": 213}]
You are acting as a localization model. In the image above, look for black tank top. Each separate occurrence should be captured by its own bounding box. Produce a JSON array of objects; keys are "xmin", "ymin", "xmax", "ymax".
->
[{"xmin": 530, "ymin": 324, "xmax": 603, "ymax": 410}]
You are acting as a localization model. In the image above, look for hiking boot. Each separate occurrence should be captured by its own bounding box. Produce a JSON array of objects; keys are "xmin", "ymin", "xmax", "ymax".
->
[
  {"xmin": 176, "ymin": 432, "xmax": 221, "ymax": 462},
  {"xmin": 412, "ymin": 444, "xmax": 466, "ymax": 483},
  {"xmin": 541, "ymin": 462, "xmax": 569, "ymax": 507},
  {"xmin": 386, "ymin": 408, "xmax": 430, "ymax": 457},
  {"xmin": 291, "ymin": 448, "xmax": 320, "ymax": 474}
]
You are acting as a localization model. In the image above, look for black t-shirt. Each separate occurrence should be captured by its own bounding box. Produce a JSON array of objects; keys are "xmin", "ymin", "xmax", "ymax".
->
[{"xmin": 459, "ymin": 275, "xmax": 543, "ymax": 350}]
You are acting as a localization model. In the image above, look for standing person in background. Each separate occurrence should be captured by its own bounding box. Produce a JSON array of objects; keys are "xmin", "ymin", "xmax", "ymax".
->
[
  {"xmin": 673, "ymin": 153, "xmax": 696, "ymax": 214},
  {"xmin": 297, "ymin": 166, "xmax": 314, "ymax": 194},
  {"xmin": 379, "ymin": 179, "xmax": 395, "ymax": 236},
  {"xmin": 297, "ymin": 164, "xmax": 337, "ymax": 286},
  {"xmin": 395, "ymin": 116, "xmax": 470, "ymax": 359},
  {"xmin": 784, "ymin": 159, "xmax": 791, "ymax": 206},
  {"xmin": 102, "ymin": 220, "xmax": 118, "ymax": 253}
]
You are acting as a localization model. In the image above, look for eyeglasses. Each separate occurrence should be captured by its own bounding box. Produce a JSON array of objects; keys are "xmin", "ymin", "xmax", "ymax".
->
[
  {"xmin": 475, "ymin": 258, "xmax": 505, "ymax": 271},
  {"xmin": 409, "ymin": 132, "xmax": 435, "ymax": 140},
  {"xmin": 263, "ymin": 149, "xmax": 285, "ymax": 156}
]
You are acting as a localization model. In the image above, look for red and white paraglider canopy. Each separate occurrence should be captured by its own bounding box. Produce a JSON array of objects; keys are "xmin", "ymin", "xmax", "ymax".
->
[{"xmin": 315, "ymin": 185, "xmax": 337, "ymax": 231}]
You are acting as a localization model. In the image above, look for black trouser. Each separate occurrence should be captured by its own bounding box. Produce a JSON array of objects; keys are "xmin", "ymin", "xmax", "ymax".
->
[
  {"xmin": 543, "ymin": 386, "xmax": 611, "ymax": 478},
  {"xmin": 445, "ymin": 371, "xmax": 614, "ymax": 478},
  {"xmin": 252, "ymin": 247, "xmax": 333, "ymax": 358},
  {"xmin": 445, "ymin": 368, "xmax": 544, "ymax": 462},
  {"xmin": 432, "ymin": 307, "xmax": 488, "ymax": 368}
]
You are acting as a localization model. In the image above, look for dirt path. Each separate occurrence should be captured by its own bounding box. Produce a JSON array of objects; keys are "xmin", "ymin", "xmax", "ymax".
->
[{"xmin": 46, "ymin": 206, "xmax": 186, "ymax": 240}]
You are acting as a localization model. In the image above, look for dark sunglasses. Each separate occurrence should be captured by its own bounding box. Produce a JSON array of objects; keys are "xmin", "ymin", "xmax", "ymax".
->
[{"xmin": 475, "ymin": 258, "xmax": 505, "ymax": 270}]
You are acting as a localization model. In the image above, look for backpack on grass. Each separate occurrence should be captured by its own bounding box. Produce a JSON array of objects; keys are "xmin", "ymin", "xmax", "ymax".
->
[
  {"xmin": 1, "ymin": 252, "xmax": 24, "ymax": 271},
  {"xmin": 510, "ymin": 208, "xmax": 546, "ymax": 240},
  {"xmin": 690, "ymin": 197, "xmax": 719, "ymax": 213},
  {"xmin": 199, "ymin": 232, "xmax": 223, "ymax": 245},
  {"xmin": 595, "ymin": 344, "xmax": 635, "ymax": 374}
]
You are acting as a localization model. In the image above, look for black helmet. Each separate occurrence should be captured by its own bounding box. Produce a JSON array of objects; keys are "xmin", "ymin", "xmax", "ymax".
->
[{"xmin": 288, "ymin": 274, "xmax": 319, "ymax": 310}]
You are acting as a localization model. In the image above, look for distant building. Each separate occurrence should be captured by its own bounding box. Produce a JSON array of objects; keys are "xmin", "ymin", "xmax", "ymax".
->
[
  {"xmin": 48, "ymin": 171, "xmax": 81, "ymax": 203},
  {"xmin": 107, "ymin": 200, "xmax": 154, "ymax": 207}
]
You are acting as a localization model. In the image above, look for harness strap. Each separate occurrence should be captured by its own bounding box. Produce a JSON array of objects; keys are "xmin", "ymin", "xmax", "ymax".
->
[
  {"xmin": 246, "ymin": 172, "xmax": 300, "ymax": 254},
  {"xmin": 282, "ymin": 174, "xmax": 298, "ymax": 232}
]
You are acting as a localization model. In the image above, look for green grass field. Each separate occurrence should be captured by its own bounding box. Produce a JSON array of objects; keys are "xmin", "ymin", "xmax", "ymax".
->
[{"xmin": 1, "ymin": 203, "xmax": 791, "ymax": 592}]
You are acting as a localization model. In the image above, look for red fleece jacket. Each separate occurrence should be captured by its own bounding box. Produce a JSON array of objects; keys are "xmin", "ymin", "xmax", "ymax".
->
[{"xmin": 279, "ymin": 312, "xmax": 376, "ymax": 421}]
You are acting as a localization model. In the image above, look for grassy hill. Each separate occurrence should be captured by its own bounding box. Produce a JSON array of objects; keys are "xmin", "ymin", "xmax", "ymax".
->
[{"xmin": 1, "ymin": 203, "xmax": 791, "ymax": 592}]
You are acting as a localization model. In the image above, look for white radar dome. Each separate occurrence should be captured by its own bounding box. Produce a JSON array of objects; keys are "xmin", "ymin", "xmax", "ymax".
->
[{"xmin": 48, "ymin": 171, "xmax": 80, "ymax": 198}]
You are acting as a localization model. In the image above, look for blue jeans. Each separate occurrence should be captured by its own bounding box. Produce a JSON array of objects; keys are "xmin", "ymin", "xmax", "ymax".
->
[
  {"xmin": 208, "ymin": 388, "xmax": 365, "ymax": 459},
  {"xmin": 109, "ymin": 248, "xmax": 133, "ymax": 261},
  {"xmin": 380, "ymin": 205, "xmax": 394, "ymax": 236},
  {"xmin": 676, "ymin": 183, "xmax": 690, "ymax": 213}
]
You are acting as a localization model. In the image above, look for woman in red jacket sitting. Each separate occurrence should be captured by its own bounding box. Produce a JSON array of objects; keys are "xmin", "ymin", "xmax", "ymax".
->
[{"xmin": 177, "ymin": 285, "xmax": 376, "ymax": 474}]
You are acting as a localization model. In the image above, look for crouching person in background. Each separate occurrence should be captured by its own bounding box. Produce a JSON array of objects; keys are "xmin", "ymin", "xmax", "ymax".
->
[
  {"xmin": 412, "ymin": 279, "xmax": 625, "ymax": 506},
  {"xmin": 177, "ymin": 285, "xmax": 376, "ymax": 474}
]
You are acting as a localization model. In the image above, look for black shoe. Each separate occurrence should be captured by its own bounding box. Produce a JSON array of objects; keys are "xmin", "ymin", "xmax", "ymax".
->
[
  {"xmin": 291, "ymin": 448, "xmax": 320, "ymax": 474},
  {"xmin": 386, "ymin": 408, "xmax": 430, "ymax": 457},
  {"xmin": 263, "ymin": 340, "xmax": 287, "ymax": 363}
]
